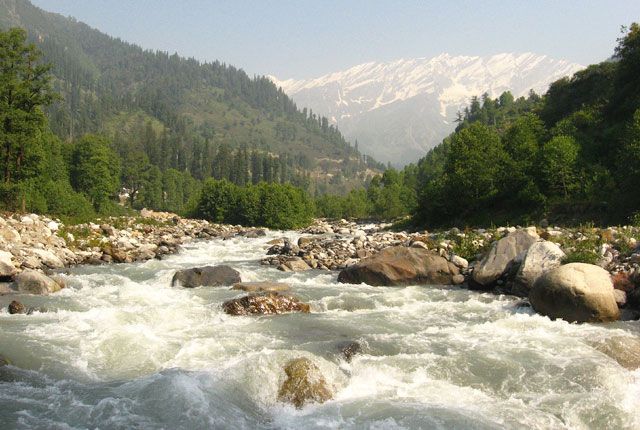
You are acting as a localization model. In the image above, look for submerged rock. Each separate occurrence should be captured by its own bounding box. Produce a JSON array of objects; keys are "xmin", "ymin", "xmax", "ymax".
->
[
  {"xmin": 529, "ymin": 263, "xmax": 620, "ymax": 323},
  {"xmin": 231, "ymin": 281, "xmax": 290, "ymax": 292},
  {"xmin": 7, "ymin": 300, "xmax": 44, "ymax": 315},
  {"xmin": 171, "ymin": 265, "xmax": 241, "ymax": 288},
  {"xmin": 8, "ymin": 300, "xmax": 25, "ymax": 314},
  {"xmin": 11, "ymin": 270, "xmax": 64, "ymax": 294},
  {"xmin": 337, "ymin": 246, "xmax": 459, "ymax": 286},
  {"xmin": 472, "ymin": 229, "xmax": 539, "ymax": 288},
  {"xmin": 222, "ymin": 292, "xmax": 310, "ymax": 315},
  {"xmin": 591, "ymin": 336, "xmax": 640, "ymax": 370},
  {"xmin": 244, "ymin": 229, "xmax": 266, "ymax": 238},
  {"xmin": 337, "ymin": 341, "xmax": 362, "ymax": 362},
  {"xmin": 277, "ymin": 357, "xmax": 333, "ymax": 408}
]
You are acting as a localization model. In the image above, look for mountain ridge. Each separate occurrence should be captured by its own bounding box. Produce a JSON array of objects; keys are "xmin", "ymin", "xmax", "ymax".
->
[
  {"xmin": 0, "ymin": 0, "xmax": 382, "ymax": 195},
  {"xmin": 271, "ymin": 53, "xmax": 584, "ymax": 165}
]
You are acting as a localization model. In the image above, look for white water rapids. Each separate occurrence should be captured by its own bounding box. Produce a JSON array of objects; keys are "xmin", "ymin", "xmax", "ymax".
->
[{"xmin": 1, "ymin": 232, "xmax": 639, "ymax": 429}]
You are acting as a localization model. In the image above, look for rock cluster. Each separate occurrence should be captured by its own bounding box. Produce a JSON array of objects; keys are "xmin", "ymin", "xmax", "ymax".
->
[
  {"xmin": 266, "ymin": 219, "xmax": 640, "ymax": 322},
  {"xmin": 0, "ymin": 210, "xmax": 258, "ymax": 284},
  {"xmin": 262, "ymin": 221, "xmax": 460, "ymax": 272}
]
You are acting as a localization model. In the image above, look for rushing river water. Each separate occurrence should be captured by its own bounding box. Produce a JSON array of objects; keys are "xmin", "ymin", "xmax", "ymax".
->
[{"xmin": 1, "ymin": 232, "xmax": 639, "ymax": 429}]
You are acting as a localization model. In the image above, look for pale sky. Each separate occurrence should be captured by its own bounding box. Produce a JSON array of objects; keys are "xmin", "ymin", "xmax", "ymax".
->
[{"xmin": 32, "ymin": 0, "xmax": 640, "ymax": 79}]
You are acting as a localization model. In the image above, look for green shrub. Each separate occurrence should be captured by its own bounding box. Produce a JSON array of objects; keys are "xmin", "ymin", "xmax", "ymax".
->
[
  {"xmin": 193, "ymin": 180, "xmax": 313, "ymax": 229},
  {"xmin": 451, "ymin": 232, "xmax": 490, "ymax": 261},
  {"xmin": 562, "ymin": 250, "xmax": 600, "ymax": 265}
]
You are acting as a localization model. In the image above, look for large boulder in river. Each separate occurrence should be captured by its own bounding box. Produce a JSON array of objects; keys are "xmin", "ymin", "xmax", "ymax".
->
[
  {"xmin": 472, "ymin": 229, "xmax": 539, "ymax": 288},
  {"xmin": 171, "ymin": 265, "xmax": 241, "ymax": 288},
  {"xmin": 11, "ymin": 270, "xmax": 64, "ymax": 294},
  {"xmin": 529, "ymin": 263, "xmax": 620, "ymax": 323},
  {"xmin": 337, "ymin": 246, "xmax": 459, "ymax": 286},
  {"xmin": 511, "ymin": 241, "xmax": 565, "ymax": 297},
  {"xmin": 222, "ymin": 292, "xmax": 310, "ymax": 315},
  {"xmin": 277, "ymin": 357, "xmax": 333, "ymax": 408}
]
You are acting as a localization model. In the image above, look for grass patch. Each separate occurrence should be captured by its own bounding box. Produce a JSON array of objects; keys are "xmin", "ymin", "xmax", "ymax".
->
[
  {"xmin": 562, "ymin": 250, "xmax": 600, "ymax": 265},
  {"xmin": 450, "ymin": 231, "xmax": 492, "ymax": 262}
]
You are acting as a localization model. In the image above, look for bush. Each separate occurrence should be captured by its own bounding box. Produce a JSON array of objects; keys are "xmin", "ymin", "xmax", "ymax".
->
[
  {"xmin": 193, "ymin": 180, "xmax": 313, "ymax": 229},
  {"xmin": 42, "ymin": 180, "xmax": 95, "ymax": 221},
  {"xmin": 562, "ymin": 250, "xmax": 600, "ymax": 265}
]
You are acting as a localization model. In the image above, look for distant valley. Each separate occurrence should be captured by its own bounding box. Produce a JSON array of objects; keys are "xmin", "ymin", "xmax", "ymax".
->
[{"xmin": 272, "ymin": 53, "xmax": 584, "ymax": 165}]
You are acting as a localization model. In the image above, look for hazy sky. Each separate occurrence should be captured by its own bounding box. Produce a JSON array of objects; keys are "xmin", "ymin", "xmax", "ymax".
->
[{"xmin": 31, "ymin": 0, "xmax": 640, "ymax": 79}]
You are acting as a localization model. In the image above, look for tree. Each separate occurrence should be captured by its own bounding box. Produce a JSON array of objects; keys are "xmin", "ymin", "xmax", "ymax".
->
[
  {"xmin": 138, "ymin": 165, "xmax": 163, "ymax": 209},
  {"xmin": 121, "ymin": 151, "xmax": 151, "ymax": 206},
  {"xmin": 70, "ymin": 134, "xmax": 121, "ymax": 211},
  {"xmin": 610, "ymin": 23, "xmax": 640, "ymax": 122},
  {"xmin": 443, "ymin": 123, "xmax": 506, "ymax": 212},
  {"xmin": 162, "ymin": 168, "xmax": 184, "ymax": 212},
  {"xmin": 541, "ymin": 135, "xmax": 579, "ymax": 198},
  {"xmin": 501, "ymin": 114, "xmax": 546, "ymax": 205},
  {"xmin": 617, "ymin": 109, "xmax": 640, "ymax": 207},
  {"xmin": 0, "ymin": 28, "xmax": 55, "ymax": 198},
  {"xmin": 195, "ymin": 179, "xmax": 239, "ymax": 223}
]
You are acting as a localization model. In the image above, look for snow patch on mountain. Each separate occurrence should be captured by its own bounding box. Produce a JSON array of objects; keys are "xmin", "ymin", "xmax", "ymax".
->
[{"xmin": 270, "ymin": 53, "xmax": 584, "ymax": 165}]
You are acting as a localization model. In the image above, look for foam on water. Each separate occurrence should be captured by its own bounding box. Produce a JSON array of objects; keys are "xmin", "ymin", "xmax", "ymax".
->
[{"xmin": 1, "ymin": 232, "xmax": 639, "ymax": 429}]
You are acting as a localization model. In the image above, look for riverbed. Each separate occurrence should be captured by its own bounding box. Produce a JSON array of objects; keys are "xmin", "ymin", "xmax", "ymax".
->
[{"xmin": 1, "ymin": 232, "xmax": 639, "ymax": 429}]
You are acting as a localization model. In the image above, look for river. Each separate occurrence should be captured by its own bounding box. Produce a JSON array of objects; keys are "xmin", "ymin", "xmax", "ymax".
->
[{"xmin": 1, "ymin": 231, "xmax": 639, "ymax": 429}]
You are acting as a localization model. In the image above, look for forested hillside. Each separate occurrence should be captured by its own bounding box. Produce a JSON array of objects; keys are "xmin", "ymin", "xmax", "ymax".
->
[
  {"xmin": 0, "ymin": 0, "xmax": 382, "ymax": 201},
  {"xmin": 411, "ymin": 23, "xmax": 640, "ymax": 227}
]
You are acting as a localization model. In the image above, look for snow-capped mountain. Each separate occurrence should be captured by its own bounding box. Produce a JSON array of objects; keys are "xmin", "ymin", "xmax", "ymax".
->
[{"xmin": 271, "ymin": 53, "xmax": 584, "ymax": 166}]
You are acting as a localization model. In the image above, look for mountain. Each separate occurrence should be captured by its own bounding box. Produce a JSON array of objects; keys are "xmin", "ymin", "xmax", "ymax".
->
[
  {"xmin": 271, "ymin": 53, "xmax": 584, "ymax": 166},
  {"xmin": 0, "ymin": 0, "xmax": 381, "ymax": 195}
]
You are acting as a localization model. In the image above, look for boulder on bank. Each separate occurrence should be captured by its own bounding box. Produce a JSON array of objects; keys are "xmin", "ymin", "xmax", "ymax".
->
[
  {"xmin": 529, "ymin": 263, "xmax": 620, "ymax": 323},
  {"xmin": 11, "ymin": 270, "xmax": 64, "ymax": 294},
  {"xmin": 29, "ymin": 248, "xmax": 65, "ymax": 269},
  {"xmin": 511, "ymin": 241, "xmax": 565, "ymax": 297},
  {"xmin": 171, "ymin": 265, "xmax": 241, "ymax": 288},
  {"xmin": 0, "ymin": 251, "xmax": 17, "ymax": 278},
  {"xmin": 277, "ymin": 357, "xmax": 333, "ymax": 408},
  {"xmin": 222, "ymin": 292, "xmax": 310, "ymax": 315},
  {"xmin": 337, "ymin": 246, "xmax": 459, "ymax": 286},
  {"xmin": 231, "ymin": 281, "xmax": 290, "ymax": 292},
  {"xmin": 472, "ymin": 229, "xmax": 539, "ymax": 287}
]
